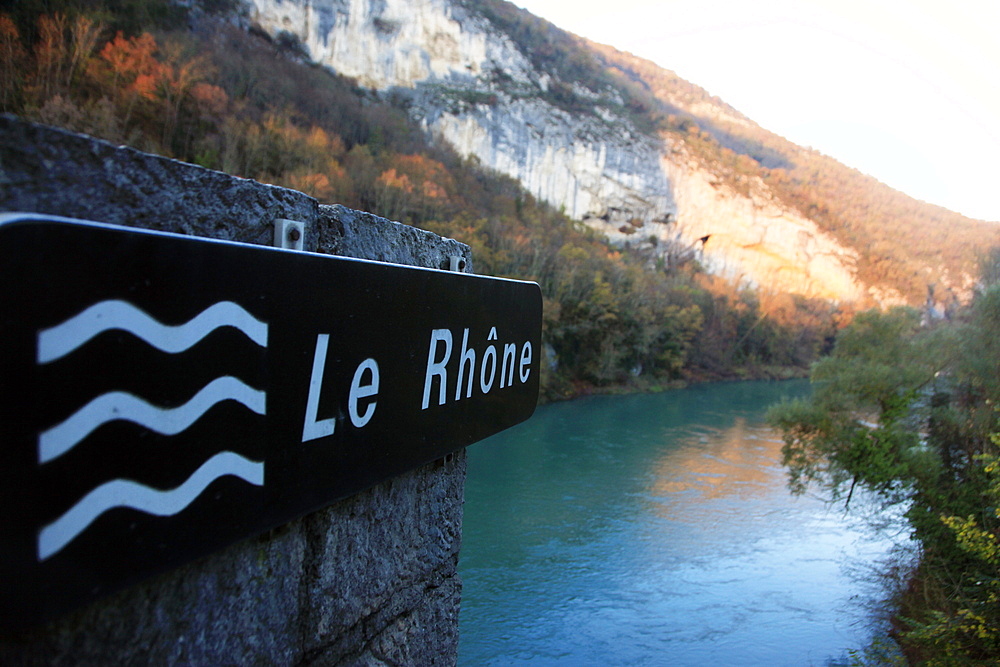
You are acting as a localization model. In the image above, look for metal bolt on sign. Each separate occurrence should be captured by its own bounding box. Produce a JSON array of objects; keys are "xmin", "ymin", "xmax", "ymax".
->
[{"xmin": 274, "ymin": 219, "xmax": 306, "ymax": 251}]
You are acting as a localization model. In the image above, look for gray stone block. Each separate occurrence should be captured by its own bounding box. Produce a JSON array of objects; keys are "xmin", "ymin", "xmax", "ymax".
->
[{"xmin": 319, "ymin": 204, "xmax": 472, "ymax": 273}]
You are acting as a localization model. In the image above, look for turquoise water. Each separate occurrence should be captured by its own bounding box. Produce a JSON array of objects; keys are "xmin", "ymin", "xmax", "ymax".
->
[{"xmin": 459, "ymin": 380, "xmax": 901, "ymax": 666}]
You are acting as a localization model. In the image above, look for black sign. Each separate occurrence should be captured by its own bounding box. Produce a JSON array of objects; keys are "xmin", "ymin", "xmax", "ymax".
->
[{"xmin": 0, "ymin": 212, "xmax": 541, "ymax": 629}]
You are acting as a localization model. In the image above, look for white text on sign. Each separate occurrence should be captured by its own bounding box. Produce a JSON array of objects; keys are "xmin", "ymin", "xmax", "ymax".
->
[{"xmin": 421, "ymin": 326, "xmax": 533, "ymax": 410}]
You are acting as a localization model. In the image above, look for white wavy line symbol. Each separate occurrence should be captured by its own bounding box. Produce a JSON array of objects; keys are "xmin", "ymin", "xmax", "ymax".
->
[
  {"xmin": 38, "ymin": 376, "xmax": 266, "ymax": 464},
  {"xmin": 37, "ymin": 451, "xmax": 265, "ymax": 561},
  {"xmin": 37, "ymin": 300, "xmax": 268, "ymax": 364}
]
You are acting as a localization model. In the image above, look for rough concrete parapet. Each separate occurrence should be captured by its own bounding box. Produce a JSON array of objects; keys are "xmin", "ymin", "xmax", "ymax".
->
[
  {"xmin": 0, "ymin": 115, "xmax": 469, "ymax": 666},
  {"xmin": 0, "ymin": 114, "xmax": 319, "ymax": 249}
]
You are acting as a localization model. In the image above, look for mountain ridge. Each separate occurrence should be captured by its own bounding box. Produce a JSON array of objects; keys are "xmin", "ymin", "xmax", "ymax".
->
[{"xmin": 247, "ymin": 0, "xmax": 998, "ymax": 307}]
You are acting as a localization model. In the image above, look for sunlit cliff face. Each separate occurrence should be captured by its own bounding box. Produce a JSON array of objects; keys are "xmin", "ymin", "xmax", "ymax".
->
[
  {"xmin": 656, "ymin": 151, "xmax": 862, "ymax": 302},
  {"xmin": 249, "ymin": 0, "xmax": 864, "ymax": 303}
]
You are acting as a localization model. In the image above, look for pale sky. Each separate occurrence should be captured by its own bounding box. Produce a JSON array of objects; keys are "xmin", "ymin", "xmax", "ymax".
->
[{"xmin": 514, "ymin": 0, "xmax": 1000, "ymax": 222}]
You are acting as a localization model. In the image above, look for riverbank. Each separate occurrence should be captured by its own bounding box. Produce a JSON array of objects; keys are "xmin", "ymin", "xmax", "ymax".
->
[{"xmin": 540, "ymin": 363, "xmax": 810, "ymax": 405}]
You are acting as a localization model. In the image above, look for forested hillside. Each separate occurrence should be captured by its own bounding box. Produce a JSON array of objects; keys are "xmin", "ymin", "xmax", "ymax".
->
[{"xmin": 0, "ymin": 0, "xmax": 993, "ymax": 401}]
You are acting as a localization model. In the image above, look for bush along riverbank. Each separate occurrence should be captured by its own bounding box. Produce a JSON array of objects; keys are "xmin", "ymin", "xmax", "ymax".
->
[
  {"xmin": 539, "ymin": 362, "xmax": 811, "ymax": 405},
  {"xmin": 769, "ymin": 250, "xmax": 1000, "ymax": 665}
]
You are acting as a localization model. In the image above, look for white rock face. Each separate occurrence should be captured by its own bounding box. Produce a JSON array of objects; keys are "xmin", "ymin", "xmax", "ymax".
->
[
  {"xmin": 660, "ymin": 156, "xmax": 862, "ymax": 301},
  {"xmin": 423, "ymin": 98, "xmax": 673, "ymax": 224},
  {"xmin": 249, "ymin": 0, "xmax": 530, "ymax": 89},
  {"xmin": 248, "ymin": 0, "xmax": 864, "ymax": 301}
]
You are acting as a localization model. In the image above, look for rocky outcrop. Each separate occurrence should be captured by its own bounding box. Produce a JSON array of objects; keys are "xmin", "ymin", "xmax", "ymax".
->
[
  {"xmin": 248, "ymin": 0, "xmax": 864, "ymax": 301},
  {"xmin": 420, "ymin": 95, "xmax": 673, "ymax": 225},
  {"xmin": 249, "ymin": 0, "xmax": 527, "ymax": 90},
  {"xmin": 587, "ymin": 140, "xmax": 862, "ymax": 300},
  {"xmin": 662, "ymin": 158, "xmax": 861, "ymax": 300}
]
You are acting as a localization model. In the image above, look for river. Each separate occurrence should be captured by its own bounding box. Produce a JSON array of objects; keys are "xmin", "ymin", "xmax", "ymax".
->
[{"xmin": 458, "ymin": 380, "xmax": 904, "ymax": 666}]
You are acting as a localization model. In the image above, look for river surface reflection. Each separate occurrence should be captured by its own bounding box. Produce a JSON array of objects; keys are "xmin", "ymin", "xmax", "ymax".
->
[{"xmin": 458, "ymin": 380, "xmax": 901, "ymax": 666}]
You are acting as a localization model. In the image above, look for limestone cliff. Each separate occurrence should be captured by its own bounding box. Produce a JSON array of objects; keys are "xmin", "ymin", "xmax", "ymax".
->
[
  {"xmin": 587, "ymin": 137, "xmax": 863, "ymax": 301},
  {"xmin": 247, "ymin": 0, "xmax": 864, "ymax": 301}
]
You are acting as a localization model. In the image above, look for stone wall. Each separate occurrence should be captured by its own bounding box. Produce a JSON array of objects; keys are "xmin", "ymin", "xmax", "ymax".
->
[{"xmin": 0, "ymin": 115, "xmax": 470, "ymax": 666}]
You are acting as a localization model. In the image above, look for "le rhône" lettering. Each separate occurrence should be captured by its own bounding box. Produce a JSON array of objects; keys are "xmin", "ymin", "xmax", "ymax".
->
[
  {"xmin": 421, "ymin": 326, "xmax": 532, "ymax": 410},
  {"xmin": 301, "ymin": 326, "xmax": 532, "ymax": 442}
]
